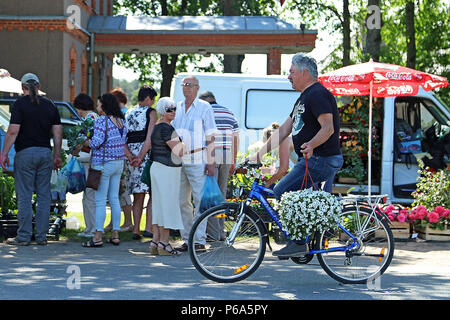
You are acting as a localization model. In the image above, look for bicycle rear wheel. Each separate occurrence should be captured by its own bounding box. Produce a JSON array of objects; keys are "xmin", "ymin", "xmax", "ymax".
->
[
  {"xmin": 317, "ymin": 205, "xmax": 394, "ymax": 284},
  {"xmin": 188, "ymin": 203, "xmax": 267, "ymax": 283}
]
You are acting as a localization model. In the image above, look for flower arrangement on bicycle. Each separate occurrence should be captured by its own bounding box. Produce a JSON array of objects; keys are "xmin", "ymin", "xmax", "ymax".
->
[{"xmin": 275, "ymin": 188, "xmax": 342, "ymax": 239}]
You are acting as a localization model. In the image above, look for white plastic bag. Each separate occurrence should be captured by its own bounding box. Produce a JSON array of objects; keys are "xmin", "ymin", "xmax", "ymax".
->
[
  {"xmin": 65, "ymin": 216, "xmax": 81, "ymax": 230},
  {"xmin": 50, "ymin": 170, "xmax": 68, "ymax": 201}
]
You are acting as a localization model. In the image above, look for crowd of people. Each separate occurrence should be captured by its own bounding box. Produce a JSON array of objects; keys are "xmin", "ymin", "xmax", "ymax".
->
[{"xmin": 1, "ymin": 52, "xmax": 343, "ymax": 259}]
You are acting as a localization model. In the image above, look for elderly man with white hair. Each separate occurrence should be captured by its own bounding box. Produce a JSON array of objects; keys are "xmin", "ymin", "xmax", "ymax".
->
[
  {"xmin": 171, "ymin": 75, "xmax": 217, "ymax": 253},
  {"xmin": 148, "ymin": 97, "xmax": 186, "ymax": 255}
]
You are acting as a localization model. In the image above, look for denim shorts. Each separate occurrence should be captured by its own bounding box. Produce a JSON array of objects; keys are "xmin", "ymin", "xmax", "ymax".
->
[{"xmin": 273, "ymin": 154, "xmax": 343, "ymax": 200}]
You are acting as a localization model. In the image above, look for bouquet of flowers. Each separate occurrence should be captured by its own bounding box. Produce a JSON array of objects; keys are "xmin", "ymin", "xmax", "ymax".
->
[
  {"xmin": 64, "ymin": 118, "xmax": 95, "ymax": 155},
  {"xmin": 275, "ymin": 188, "xmax": 342, "ymax": 239},
  {"xmin": 379, "ymin": 204, "xmax": 411, "ymax": 222},
  {"xmin": 409, "ymin": 205, "xmax": 450, "ymax": 230}
]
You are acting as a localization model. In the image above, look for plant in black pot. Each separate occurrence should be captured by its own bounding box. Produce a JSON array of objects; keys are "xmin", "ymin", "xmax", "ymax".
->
[{"xmin": 0, "ymin": 171, "xmax": 18, "ymax": 239}]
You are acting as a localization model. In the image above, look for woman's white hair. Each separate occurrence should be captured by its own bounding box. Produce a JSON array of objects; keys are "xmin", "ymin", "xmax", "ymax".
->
[{"xmin": 156, "ymin": 97, "xmax": 176, "ymax": 115}]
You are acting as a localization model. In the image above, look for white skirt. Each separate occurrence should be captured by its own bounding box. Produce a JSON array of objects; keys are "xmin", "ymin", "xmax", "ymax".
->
[{"xmin": 150, "ymin": 161, "xmax": 184, "ymax": 230}]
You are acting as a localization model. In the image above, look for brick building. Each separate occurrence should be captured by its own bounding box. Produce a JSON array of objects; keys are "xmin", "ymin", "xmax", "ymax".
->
[{"xmin": 0, "ymin": 0, "xmax": 316, "ymax": 102}]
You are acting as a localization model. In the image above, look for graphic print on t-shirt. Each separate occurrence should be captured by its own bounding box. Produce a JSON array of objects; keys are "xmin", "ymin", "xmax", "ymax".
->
[{"xmin": 291, "ymin": 100, "xmax": 305, "ymax": 136}]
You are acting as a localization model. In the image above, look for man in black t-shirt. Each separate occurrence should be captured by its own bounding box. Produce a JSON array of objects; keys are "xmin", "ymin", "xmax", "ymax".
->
[
  {"xmin": 1, "ymin": 73, "xmax": 62, "ymax": 246},
  {"xmin": 251, "ymin": 53, "xmax": 343, "ymax": 258}
]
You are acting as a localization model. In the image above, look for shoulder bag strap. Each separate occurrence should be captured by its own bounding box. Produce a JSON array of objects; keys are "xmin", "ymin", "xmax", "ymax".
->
[
  {"xmin": 89, "ymin": 116, "xmax": 108, "ymax": 168},
  {"xmin": 102, "ymin": 117, "xmax": 108, "ymax": 166}
]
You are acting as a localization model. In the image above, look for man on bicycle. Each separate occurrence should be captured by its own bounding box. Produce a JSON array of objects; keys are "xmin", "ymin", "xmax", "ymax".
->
[{"xmin": 250, "ymin": 53, "xmax": 343, "ymax": 258}]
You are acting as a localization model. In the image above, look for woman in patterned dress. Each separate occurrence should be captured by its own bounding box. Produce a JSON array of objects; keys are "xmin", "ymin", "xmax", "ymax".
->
[{"xmin": 124, "ymin": 85, "xmax": 157, "ymax": 239}]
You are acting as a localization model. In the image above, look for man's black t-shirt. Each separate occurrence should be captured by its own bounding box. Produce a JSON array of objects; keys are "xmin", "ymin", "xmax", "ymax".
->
[
  {"xmin": 289, "ymin": 82, "xmax": 341, "ymax": 158},
  {"xmin": 10, "ymin": 95, "xmax": 61, "ymax": 152}
]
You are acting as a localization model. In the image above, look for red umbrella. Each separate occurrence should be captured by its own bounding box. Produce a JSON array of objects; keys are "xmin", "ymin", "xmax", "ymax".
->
[{"xmin": 318, "ymin": 59, "xmax": 448, "ymax": 197}]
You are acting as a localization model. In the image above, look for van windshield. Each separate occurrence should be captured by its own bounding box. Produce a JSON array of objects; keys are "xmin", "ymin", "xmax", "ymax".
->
[{"xmin": 433, "ymin": 93, "xmax": 450, "ymax": 115}]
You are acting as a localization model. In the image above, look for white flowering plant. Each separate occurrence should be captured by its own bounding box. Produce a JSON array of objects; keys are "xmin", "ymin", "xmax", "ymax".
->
[{"xmin": 275, "ymin": 188, "xmax": 343, "ymax": 240}]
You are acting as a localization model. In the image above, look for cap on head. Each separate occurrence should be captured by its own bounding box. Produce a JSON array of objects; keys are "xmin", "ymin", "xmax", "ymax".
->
[{"xmin": 21, "ymin": 73, "xmax": 40, "ymax": 84}]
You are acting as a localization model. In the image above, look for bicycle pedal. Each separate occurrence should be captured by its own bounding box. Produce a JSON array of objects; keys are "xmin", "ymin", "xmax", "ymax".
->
[{"xmin": 277, "ymin": 256, "xmax": 289, "ymax": 260}]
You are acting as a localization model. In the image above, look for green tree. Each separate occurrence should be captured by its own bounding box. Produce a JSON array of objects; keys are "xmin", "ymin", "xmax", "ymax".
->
[
  {"xmin": 380, "ymin": 0, "xmax": 450, "ymax": 105},
  {"xmin": 114, "ymin": 0, "xmax": 279, "ymax": 96}
]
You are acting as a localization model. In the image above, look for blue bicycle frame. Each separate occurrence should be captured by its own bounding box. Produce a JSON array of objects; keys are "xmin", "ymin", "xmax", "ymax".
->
[{"xmin": 247, "ymin": 180, "xmax": 359, "ymax": 255}]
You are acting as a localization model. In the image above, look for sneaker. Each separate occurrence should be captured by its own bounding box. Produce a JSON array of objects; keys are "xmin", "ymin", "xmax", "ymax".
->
[
  {"xmin": 272, "ymin": 241, "xmax": 308, "ymax": 257},
  {"xmin": 35, "ymin": 239, "xmax": 48, "ymax": 245},
  {"xmin": 142, "ymin": 231, "xmax": 153, "ymax": 238},
  {"xmin": 6, "ymin": 237, "xmax": 30, "ymax": 246},
  {"xmin": 77, "ymin": 232, "xmax": 93, "ymax": 238},
  {"xmin": 194, "ymin": 244, "xmax": 206, "ymax": 253}
]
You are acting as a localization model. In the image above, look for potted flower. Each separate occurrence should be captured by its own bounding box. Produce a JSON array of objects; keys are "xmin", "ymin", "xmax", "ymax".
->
[
  {"xmin": 63, "ymin": 118, "xmax": 95, "ymax": 155},
  {"xmin": 0, "ymin": 170, "xmax": 18, "ymax": 239},
  {"xmin": 0, "ymin": 171, "xmax": 17, "ymax": 216},
  {"xmin": 376, "ymin": 204, "xmax": 411, "ymax": 239},
  {"xmin": 409, "ymin": 205, "xmax": 450, "ymax": 240},
  {"xmin": 275, "ymin": 188, "xmax": 342, "ymax": 240},
  {"xmin": 337, "ymin": 97, "xmax": 382, "ymax": 185},
  {"xmin": 408, "ymin": 161, "xmax": 450, "ymax": 240}
]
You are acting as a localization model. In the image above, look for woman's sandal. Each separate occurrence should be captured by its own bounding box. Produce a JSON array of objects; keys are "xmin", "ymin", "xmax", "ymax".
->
[
  {"xmin": 82, "ymin": 239, "xmax": 103, "ymax": 248},
  {"xmin": 158, "ymin": 242, "xmax": 181, "ymax": 256},
  {"xmin": 108, "ymin": 237, "xmax": 120, "ymax": 246},
  {"xmin": 149, "ymin": 240, "xmax": 159, "ymax": 255}
]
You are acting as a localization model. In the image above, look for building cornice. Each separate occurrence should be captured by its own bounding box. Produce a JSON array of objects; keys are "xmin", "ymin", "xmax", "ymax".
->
[{"xmin": 0, "ymin": 17, "xmax": 90, "ymax": 43}]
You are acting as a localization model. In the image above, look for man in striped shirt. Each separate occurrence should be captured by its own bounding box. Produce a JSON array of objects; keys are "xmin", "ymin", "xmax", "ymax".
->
[{"xmin": 199, "ymin": 91, "xmax": 239, "ymax": 241}]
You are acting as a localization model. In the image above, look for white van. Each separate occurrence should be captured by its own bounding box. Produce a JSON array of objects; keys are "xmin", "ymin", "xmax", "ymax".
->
[
  {"xmin": 171, "ymin": 73, "xmax": 450, "ymax": 205},
  {"xmin": 171, "ymin": 72, "xmax": 298, "ymax": 153}
]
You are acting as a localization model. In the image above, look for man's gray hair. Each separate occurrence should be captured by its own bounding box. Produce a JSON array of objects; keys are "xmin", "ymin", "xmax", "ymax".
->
[
  {"xmin": 291, "ymin": 53, "xmax": 318, "ymax": 80},
  {"xmin": 199, "ymin": 91, "xmax": 215, "ymax": 101},
  {"xmin": 156, "ymin": 97, "xmax": 176, "ymax": 115}
]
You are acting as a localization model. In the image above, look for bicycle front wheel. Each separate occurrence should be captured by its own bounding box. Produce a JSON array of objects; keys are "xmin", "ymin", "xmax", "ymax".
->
[
  {"xmin": 317, "ymin": 205, "xmax": 395, "ymax": 284},
  {"xmin": 188, "ymin": 203, "xmax": 267, "ymax": 283}
]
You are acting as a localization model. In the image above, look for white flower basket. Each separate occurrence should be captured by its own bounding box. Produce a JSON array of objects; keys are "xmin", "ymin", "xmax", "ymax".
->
[{"xmin": 275, "ymin": 188, "xmax": 342, "ymax": 240}]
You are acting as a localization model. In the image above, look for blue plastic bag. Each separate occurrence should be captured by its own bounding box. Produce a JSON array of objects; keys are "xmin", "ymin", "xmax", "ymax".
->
[
  {"xmin": 61, "ymin": 157, "xmax": 86, "ymax": 194},
  {"xmin": 199, "ymin": 176, "xmax": 225, "ymax": 212}
]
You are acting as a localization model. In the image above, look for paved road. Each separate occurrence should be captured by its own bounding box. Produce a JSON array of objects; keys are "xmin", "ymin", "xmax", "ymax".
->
[{"xmin": 0, "ymin": 238, "xmax": 449, "ymax": 302}]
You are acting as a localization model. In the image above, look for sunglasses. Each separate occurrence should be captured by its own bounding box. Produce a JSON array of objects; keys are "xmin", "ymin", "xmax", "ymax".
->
[
  {"xmin": 181, "ymin": 83, "xmax": 198, "ymax": 87},
  {"xmin": 165, "ymin": 107, "xmax": 176, "ymax": 113}
]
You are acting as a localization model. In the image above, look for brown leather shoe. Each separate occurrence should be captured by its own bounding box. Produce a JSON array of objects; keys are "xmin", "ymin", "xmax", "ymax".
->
[{"xmin": 194, "ymin": 244, "xmax": 206, "ymax": 252}]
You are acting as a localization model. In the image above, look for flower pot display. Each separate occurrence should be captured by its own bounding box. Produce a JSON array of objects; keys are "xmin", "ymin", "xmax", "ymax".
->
[
  {"xmin": 415, "ymin": 225, "xmax": 450, "ymax": 241},
  {"xmin": 377, "ymin": 204, "xmax": 412, "ymax": 239},
  {"xmin": 276, "ymin": 188, "xmax": 342, "ymax": 240},
  {"xmin": 338, "ymin": 177, "xmax": 358, "ymax": 184},
  {"xmin": 409, "ymin": 205, "xmax": 450, "ymax": 241},
  {"xmin": 375, "ymin": 221, "xmax": 411, "ymax": 239}
]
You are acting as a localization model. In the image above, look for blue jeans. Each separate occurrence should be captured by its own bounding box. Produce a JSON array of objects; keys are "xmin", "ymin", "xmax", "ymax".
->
[
  {"xmin": 14, "ymin": 147, "xmax": 53, "ymax": 242},
  {"xmin": 93, "ymin": 160, "xmax": 123, "ymax": 232},
  {"xmin": 273, "ymin": 154, "xmax": 343, "ymax": 244}
]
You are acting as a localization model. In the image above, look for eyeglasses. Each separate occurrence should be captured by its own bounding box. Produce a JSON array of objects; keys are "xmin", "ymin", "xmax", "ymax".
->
[
  {"xmin": 181, "ymin": 83, "xmax": 198, "ymax": 87},
  {"xmin": 165, "ymin": 107, "xmax": 176, "ymax": 113}
]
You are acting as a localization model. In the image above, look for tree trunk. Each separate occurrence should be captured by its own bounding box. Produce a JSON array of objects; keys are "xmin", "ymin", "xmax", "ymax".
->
[
  {"xmin": 365, "ymin": 0, "xmax": 382, "ymax": 61},
  {"xmin": 159, "ymin": 0, "xmax": 178, "ymax": 97},
  {"xmin": 160, "ymin": 54, "xmax": 178, "ymax": 97},
  {"xmin": 405, "ymin": 0, "xmax": 416, "ymax": 68},
  {"xmin": 222, "ymin": 0, "xmax": 244, "ymax": 73},
  {"xmin": 342, "ymin": 0, "xmax": 351, "ymax": 66}
]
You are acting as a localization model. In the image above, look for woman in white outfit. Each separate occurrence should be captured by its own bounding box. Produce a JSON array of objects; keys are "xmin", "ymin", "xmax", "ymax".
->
[{"xmin": 149, "ymin": 97, "xmax": 186, "ymax": 255}]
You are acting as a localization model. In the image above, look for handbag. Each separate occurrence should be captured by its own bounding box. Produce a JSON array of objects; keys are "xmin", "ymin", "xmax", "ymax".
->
[
  {"xmin": 140, "ymin": 151, "xmax": 153, "ymax": 187},
  {"xmin": 86, "ymin": 118, "xmax": 108, "ymax": 190},
  {"xmin": 86, "ymin": 167, "xmax": 102, "ymax": 190}
]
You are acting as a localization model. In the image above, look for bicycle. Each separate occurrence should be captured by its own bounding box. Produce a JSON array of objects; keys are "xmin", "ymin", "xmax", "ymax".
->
[{"xmin": 188, "ymin": 161, "xmax": 395, "ymax": 284}]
